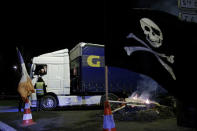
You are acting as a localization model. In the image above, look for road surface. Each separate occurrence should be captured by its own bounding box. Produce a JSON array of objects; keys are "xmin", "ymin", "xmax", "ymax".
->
[{"xmin": 0, "ymin": 106, "xmax": 196, "ymax": 131}]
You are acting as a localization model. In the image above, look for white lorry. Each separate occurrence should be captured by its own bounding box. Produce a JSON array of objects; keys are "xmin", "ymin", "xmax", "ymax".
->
[{"xmin": 30, "ymin": 42, "xmax": 142, "ymax": 110}]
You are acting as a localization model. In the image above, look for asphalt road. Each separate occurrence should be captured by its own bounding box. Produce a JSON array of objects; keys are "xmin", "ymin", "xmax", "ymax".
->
[{"xmin": 0, "ymin": 107, "xmax": 196, "ymax": 131}]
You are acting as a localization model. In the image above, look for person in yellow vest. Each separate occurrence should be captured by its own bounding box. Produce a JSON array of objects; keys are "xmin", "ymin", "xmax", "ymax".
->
[{"xmin": 35, "ymin": 76, "xmax": 46, "ymax": 111}]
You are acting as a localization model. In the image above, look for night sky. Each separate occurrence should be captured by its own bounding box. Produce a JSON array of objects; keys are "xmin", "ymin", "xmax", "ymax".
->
[{"xmin": 1, "ymin": 1, "xmax": 107, "ymax": 95}]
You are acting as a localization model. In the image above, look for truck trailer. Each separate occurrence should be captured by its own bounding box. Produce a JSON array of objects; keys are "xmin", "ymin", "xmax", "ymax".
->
[{"xmin": 30, "ymin": 42, "xmax": 151, "ymax": 110}]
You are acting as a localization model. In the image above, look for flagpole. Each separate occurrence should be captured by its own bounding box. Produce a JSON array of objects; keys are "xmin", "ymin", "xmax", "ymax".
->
[{"xmin": 105, "ymin": 66, "xmax": 108, "ymax": 101}]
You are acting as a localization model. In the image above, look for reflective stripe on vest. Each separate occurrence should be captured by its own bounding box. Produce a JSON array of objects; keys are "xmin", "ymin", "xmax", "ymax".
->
[{"xmin": 36, "ymin": 82, "xmax": 44, "ymax": 95}]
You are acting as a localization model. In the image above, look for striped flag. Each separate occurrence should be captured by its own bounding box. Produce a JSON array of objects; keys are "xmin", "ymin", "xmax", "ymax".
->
[{"xmin": 17, "ymin": 48, "xmax": 35, "ymax": 102}]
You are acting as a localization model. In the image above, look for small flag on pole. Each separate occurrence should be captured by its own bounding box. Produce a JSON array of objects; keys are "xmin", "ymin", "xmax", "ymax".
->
[{"xmin": 17, "ymin": 47, "xmax": 35, "ymax": 102}]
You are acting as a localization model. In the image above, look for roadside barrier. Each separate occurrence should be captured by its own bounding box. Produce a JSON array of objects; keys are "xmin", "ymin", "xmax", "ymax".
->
[
  {"xmin": 103, "ymin": 101, "xmax": 116, "ymax": 131},
  {"xmin": 21, "ymin": 99, "xmax": 36, "ymax": 126}
]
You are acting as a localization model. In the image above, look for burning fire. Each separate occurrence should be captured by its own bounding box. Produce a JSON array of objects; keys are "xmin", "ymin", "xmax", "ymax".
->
[
  {"xmin": 129, "ymin": 93, "xmax": 151, "ymax": 105},
  {"xmin": 145, "ymin": 99, "xmax": 150, "ymax": 104}
]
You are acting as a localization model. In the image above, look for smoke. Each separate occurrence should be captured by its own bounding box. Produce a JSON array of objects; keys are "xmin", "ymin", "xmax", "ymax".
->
[
  {"xmin": 135, "ymin": 0, "xmax": 179, "ymax": 16},
  {"xmin": 131, "ymin": 74, "xmax": 167, "ymax": 100}
]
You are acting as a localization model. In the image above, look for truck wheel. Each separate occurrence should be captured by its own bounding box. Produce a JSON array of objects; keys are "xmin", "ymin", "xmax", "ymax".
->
[
  {"xmin": 40, "ymin": 95, "xmax": 57, "ymax": 111},
  {"xmin": 100, "ymin": 93, "xmax": 119, "ymax": 110}
]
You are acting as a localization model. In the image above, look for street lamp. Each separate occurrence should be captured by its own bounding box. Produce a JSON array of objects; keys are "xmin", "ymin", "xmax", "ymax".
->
[{"xmin": 12, "ymin": 65, "xmax": 18, "ymax": 71}]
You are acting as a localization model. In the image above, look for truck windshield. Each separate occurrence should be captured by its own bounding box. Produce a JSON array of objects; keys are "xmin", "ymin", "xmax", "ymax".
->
[{"xmin": 34, "ymin": 64, "xmax": 47, "ymax": 76}]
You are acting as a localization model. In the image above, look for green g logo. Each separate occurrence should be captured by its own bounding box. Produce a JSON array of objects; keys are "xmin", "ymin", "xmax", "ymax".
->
[{"xmin": 87, "ymin": 55, "xmax": 101, "ymax": 67}]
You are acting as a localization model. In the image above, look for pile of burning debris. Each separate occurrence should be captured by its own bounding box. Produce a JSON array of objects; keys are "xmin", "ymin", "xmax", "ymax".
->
[{"xmin": 110, "ymin": 94, "xmax": 175, "ymax": 121}]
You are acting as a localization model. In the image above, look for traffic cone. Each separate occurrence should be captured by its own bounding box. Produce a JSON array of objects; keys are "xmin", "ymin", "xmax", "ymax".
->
[
  {"xmin": 21, "ymin": 99, "xmax": 35, "ymax": 126},
  {"xmin": 103, "ymin": 101, "xmax": 116, "ymax": 131}
]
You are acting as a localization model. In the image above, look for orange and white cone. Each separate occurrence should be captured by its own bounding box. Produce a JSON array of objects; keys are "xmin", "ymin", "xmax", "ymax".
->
[
  {"xmin": 103, "ymin": 101, "xmax": 116, "ymax": 131},
  {"xmin": 21, "ymin": 99, "xmax": 35, "ymax": 126}
]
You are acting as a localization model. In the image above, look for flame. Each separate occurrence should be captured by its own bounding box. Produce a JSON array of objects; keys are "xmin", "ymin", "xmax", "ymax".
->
[
  {"xmin": 145, "ymin": 99, "xmax": 150, "ymax": 104},
  {"xmin": 128, "ymin": 93, "xmax": 154, "ymax": 105}
]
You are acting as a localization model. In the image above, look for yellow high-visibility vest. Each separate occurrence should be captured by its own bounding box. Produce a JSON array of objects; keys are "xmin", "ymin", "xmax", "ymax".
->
[{"xmin": 36, "ymin": 82, "xmax": 44, "ymax": 96}]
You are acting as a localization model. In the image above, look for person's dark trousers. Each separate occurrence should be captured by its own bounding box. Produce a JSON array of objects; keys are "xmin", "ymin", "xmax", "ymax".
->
[
  {"xmin": 36, "ymin": 95, "xmax": 42, "ymax": 112},
  {"xmin": 18, "ymin": 97, "xmax": 24, "ymax": 112}
]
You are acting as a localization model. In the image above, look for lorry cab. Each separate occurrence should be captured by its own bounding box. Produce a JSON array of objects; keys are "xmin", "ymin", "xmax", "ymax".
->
[{"xmin": 30, "ymin": 48, "xmax": 71, "ymax": 110}]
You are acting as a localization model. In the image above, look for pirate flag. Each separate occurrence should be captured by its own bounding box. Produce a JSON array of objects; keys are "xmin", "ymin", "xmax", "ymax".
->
[{"xmin": 105, "ymin": 9, "xmax": 197, "ymax": 104}]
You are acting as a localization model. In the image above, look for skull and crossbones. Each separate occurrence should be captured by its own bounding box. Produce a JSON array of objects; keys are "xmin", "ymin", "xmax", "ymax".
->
[
  {"xmin": 124, "ymin": 18, "xmax": 176, "ymax": 80},
  {"xmin": 140, "ymin": 18, "xmax": 163, "ymax": 48}
]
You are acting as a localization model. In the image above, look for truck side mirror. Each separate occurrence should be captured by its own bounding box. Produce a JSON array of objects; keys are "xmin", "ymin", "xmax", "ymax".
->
[
  {"xmin": 30, "ymin": 64, "xmax": 36, "ymax": 78},
  {"xmin": 33, "ymin": 64, "xmax": 36, "ymax": 71}
]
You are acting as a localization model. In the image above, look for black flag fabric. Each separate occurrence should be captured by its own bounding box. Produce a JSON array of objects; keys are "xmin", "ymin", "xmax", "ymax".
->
[{"xmin": 105, "ymin": 9, "xmax": 197, "ymax": 104}]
